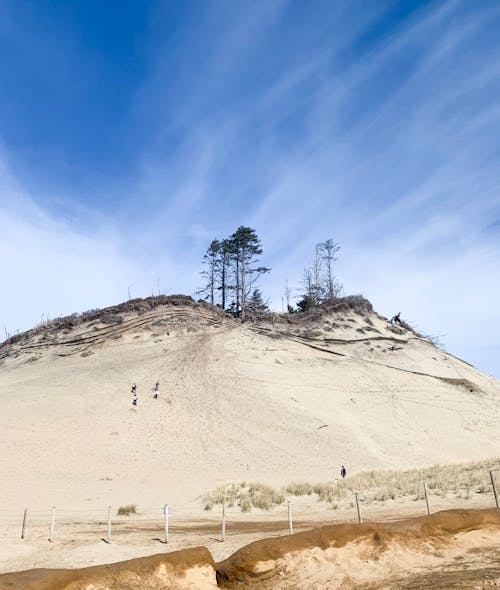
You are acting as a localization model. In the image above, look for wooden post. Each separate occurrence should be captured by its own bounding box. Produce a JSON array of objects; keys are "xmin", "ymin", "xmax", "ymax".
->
[
  {"xmin": 163, "ymin": 504, "xmax": 169, "ymax": 544},
  {"xmin": 287, "ymin": 500, "xmax": 293, "ymax": 535},
  {"xmin": 49, "ymin": 507, "xmax": 56, "ymax": 542},
  {"xmin": 221, "ymin": 501, "xmax": 226, "ymax": 542},
  {"xmin": 490, "ymin": 471, "xmax": 499, "ymax": 509},
  {"xmin": 423, "ymin": 481, "xmax": 431, "ymax": 515},
  {"xmin": 21, "ymin": 509, "xmax": 27, "ymax": 540},
  {"xmin": 354, "ymin": 493, "xmax": 362, "ymax": 524},
  {"xmin": 106, "ymin": 505, "xmax": 112, "ymax": 543}
]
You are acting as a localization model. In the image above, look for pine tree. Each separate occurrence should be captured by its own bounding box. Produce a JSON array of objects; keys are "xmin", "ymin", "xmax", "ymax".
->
[
  {"xmin": 199, "ymin": 228, "xmax": 270, "ymax": 314},
  {"xmin": 296, "ymin": 294, "xmax": 314, "ymax": 312},
  {"xmin": 247, "ymin": 288, "xmax": 270, "ymax": 313},
  {"xmin": 228, "ymin": 227, "xmax": 270, "ymax": 317}
]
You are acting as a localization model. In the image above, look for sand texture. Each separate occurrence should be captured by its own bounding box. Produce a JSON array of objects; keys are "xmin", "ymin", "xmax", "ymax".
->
[{"xmin": 1, "ymin": 509, "xmax": 499, "ymax": 589}]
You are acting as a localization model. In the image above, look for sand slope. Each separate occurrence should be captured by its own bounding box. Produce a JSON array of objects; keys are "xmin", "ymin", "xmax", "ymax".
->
[{"xmin": 0, "ymin": 296, "xmax": 499, "ymax": 510}]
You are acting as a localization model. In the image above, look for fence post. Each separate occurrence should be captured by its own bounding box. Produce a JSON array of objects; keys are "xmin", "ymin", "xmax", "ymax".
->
[
  {"xmin": 21, "ymin": 509, "xmax": 28, "ymax": 540},
  {"xmin": 354, "ymin": 493, "xmax": 362, "ymax": 524},
  {"xmin": 423, "ymin": 481, "xmax": 431, "ymax": 515},
  {"xmin": 49, "ymin": 507, "xmax": 56, "ymax": 542},
  {"xmin": 106, "ymin": 505, "xmax": 112, "ymax": 543},
  {"xmin": 490, "ymin": 471, "xmax": 499, "ymax": 509},
  {"xmin": 287, "ymin": 500, "xmax": 293, "ymax": 535},
  {"xmin": 221, "ymin": 501, "xmax": 226, "ymax": 542},
  {"xmin": 163, "ymin": 504, "xmax": 169, "ymax": 544}
]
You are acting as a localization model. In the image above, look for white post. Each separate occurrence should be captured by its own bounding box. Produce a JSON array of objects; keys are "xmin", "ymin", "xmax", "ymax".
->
[
  {"xmin": 164, "ymin": 504, "xmax": 169, "ymax": 544},
  {"xmin": 287, "ymin": 500, "xmax": 293, "ymax": 535},
  {"xmin": 221, "ymin": 501, "xmax": 226, "ymax": 542},
  {"xmin": 355, "ymin": 493, "xmax": 362, "ymax": 524},
  {"xmin": 106, "ymin": 505, "xmax": 112, "ymax": 543},
  {"xmin": 21, "ymin": 509, "xmax": 28, "ymax": 540},
  {"xmin": 424, "ymin": 481, "xmax": 431, "ymax": 515},
  {"xmin": 490, "ymin": 471, "xmax": 499, "ymax": 509},
  {"xmin": 49, "ymin": 507, "xmax": 56, "ymax": 542}
]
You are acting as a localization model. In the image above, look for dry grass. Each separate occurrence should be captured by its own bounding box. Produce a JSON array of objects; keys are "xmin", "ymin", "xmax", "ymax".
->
[
  {"xmin": 202, "ymin": 482, "xmax": 285, "ymax": 512},
  {"xmin": 203, "ymin": 458, "xmax": 500, "ymax": 512},
  {"xmin": 285, "ymin": 458, "xmax": 500, "ymax": 506},
  {"xmin": 285, "ymin": 482, "xmax": 315, "ymax": 496},
  {"xmin": 117, "ymin": 504, "xmax": 137, "ymax": 516}
]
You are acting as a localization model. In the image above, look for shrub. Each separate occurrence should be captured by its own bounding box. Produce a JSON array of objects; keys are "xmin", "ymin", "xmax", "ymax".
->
[
  {"xmin": 117, "ymin": 504, "xmax": 137, "ymax": 516},
  {"xmin": 239, "ymin": 495, "xmax": 252, "ymax": 512},
  {"xmin": 252, "ymin": 494, "xmax": 272, "ymax": 510}
]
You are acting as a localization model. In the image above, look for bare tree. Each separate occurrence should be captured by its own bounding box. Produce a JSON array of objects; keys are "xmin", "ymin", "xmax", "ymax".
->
[
  {"xmin": 218, "ymin": 239, "xmax": 231, "ymax": 309},
  {"xmin": 319, "ymin": 239, "xmax": 342, "ymax": 299},
  {"xmin": 312, "ymin": 244, "xmax": 324, "ymax": 304},
  {"xmin": 199, "ymin": 239, "xmax": 221, "ymax": 305},
  {"xmin": 297, "ymin": 238, "xmax": 343, "ymax": 310},
  {"xmin": 284, "ymin": 279, "xmax": 292, "ymax": 311}
]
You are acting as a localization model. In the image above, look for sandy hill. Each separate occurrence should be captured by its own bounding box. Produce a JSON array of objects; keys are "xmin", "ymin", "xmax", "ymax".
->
[{"xmin": 1, "ymin": 295, "xmax": 499, "ymax": 510}]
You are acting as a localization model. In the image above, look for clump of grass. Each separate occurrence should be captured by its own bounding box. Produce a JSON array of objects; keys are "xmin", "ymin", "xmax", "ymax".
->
[
  {"xmin": 285, "ymin": 482, "xmax": 314, "ymax": 496},
  {"xmin": 117, "ymin": 504, "xmax": 137, "ymax": 516},
  {"xmin": 312, "ymin": 483, "xmax": 335, "ymax": 501},
  {"xmin": 202, "ymin": 482, "xmax": 285, "ymax": 512}
]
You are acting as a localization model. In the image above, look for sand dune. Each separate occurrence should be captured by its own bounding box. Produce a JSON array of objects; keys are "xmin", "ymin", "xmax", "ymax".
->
[{"xmin": 1, "ymin": 295, "xmax": 499, "ymax": 515}]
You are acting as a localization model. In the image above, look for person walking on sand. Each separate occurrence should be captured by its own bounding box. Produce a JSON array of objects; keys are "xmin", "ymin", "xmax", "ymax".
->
[
  {"xmin": 131, "ymin": 382, "xmax": 137, "ymax": 394},
  {"xmin": 153, "ymin": 380, "xmax": 159, "ymax": 399},
  {"xmin": 390, "ymin": 312, "xmax": 401, "ymax": 325},
  {"xmin": 132, "ymin": 393, "xmax": 138, "ymax": 406},
  {"xmin": 340, "ymin": 465, "xmax": 347, "ymax": 479}
]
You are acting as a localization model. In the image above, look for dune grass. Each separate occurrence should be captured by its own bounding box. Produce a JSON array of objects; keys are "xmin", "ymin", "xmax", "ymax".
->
[
  {"xmin": 117, "ymin": 504, "xmax": 137, "ymax": 516},
  {"xmin": 202, "ymin": 458, "xmax": 500, "ymax": 512},
  {"xmin": 202, "ymin": 482, "xmax": 285, "ymax": 512}
]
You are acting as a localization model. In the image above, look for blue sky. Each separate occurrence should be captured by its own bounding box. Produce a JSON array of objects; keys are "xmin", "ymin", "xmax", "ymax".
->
[{"xmin": 0, "ymin": 0, "xmax": 499, "ymax": 377}]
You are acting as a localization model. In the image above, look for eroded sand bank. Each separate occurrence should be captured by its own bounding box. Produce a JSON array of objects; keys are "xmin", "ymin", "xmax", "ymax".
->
[{"xmin": 2, "ymin": 508, "xmax": 500, "ymax": 589}]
